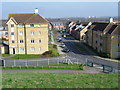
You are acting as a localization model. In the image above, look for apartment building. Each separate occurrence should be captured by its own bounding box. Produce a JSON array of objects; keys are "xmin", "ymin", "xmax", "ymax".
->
[
  {"xmin": 67, "ymin": 21, "xmax": 92, "ymax": 41},
  {"xmin": 86, "ymin": 22, "xmax": 120, "ymax": 59},
  {"xmin": 7, "ymin": 9, "xmax": 49, "ymax": 54},
  {"xmin": 48, "ymin": 19, "xmax": 66, "ymax": 30}
]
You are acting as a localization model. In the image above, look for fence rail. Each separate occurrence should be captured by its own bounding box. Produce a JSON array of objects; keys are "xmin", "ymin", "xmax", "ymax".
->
[{"xmin": 0, "ymin": 57, "xmax": 120, "ymax": 73}]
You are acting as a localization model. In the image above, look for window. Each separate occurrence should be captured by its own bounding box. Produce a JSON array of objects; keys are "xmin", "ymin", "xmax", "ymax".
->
[
  {"xmin": 11, "ymin": 24, "xmax": 14, "ymax": 28},
  {"xmin": 38, "ymin": 24, "xmax": 41, "ymax": 27},
  {"xmin": 100, "ymin": 43, "xmax": 102, "ymax": 46},
  {"xmin": 96, "ymin": 33, "xmax": 98, "ymax": 37},
  {"xmin": 31, "ymin": 40, "xmax": 34, "ymax": 43},
  {"xmin": 0, "ymin": 32, "xmax": 3, "ymax": 35},
  {"xmin": 19, "ymin": 24, "xmax": 23, "ymax": 27},
  {"xmin": 12, "ymin": 40, "xmax": 14, "ymax": 43},
  {"xmin": 39, "ymin": 47, "xmax": 42, "ymax": 51},
  {"xmin": 5, "ymin": 32, "xmax": 8, "ymax": 35},
  {"xmin": 39, "ymin": 40, "xmax": 41, "ymax": 43},
  {"xmin": 20, "ymin": 32, "xmax": 23, "ymax": 35},
  {"xmin": 118, "ymin": 35, "xmax": 120, "ymax": 39},
  {"xmin": 20, "ymin": 40, "xmax": 23, "ymax": 43},
  {"xmin": 118, "ymin": 43, "xmax": 120, "ymax": 47},
  {"xmin": 38, "ymin": 31, "xmax": 41, "ymax": 35},
  {"xmin": 20, "ymin": 48, "xmax": 24, "ymax": 51},
  {"xmin": 31, "ymin": 48, "xmax": 35, "ymax": 51},
  {"xmin": 30, "ymin": 32, "xmax": 34, "ymax": 35},
  {"xmin": 11, "ymin": 32, "xmax": 14, "ymax": 35},
  {"xmin": 96, "ymin": 41, "xmax": 97, "ymax": 44},
  {"xmin": 30, "ymin": 24, "xmax": 34, "ymax": 27}
]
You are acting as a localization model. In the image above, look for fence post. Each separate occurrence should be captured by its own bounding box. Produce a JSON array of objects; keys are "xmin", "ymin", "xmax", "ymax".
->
[
  {"xmin": 14, "ymin": 60, "xmax": 16, "ymax": 66},
  {"xmin": 77, "ymin": 59, "xmax": 78, "ymax": 64},
  {"xmin": 25, "ymin": 60, "xmax": 28, "ymax": 67},
  {"xmin": 2, "ymin": 60, "xmax": 5, "ymax": 67},
  {"xmin": 85, "ymin": 58, "xmax": 88, "ymax": 65},
  {"xmin": 57, "ymin": 59, "xmax": 59, "ymax": 65},
  {"xmin": 37, "ymin": 60, "xmax": 38, "ymax": 66},
  {"xmin": 48, "ymin": 58, "xmax": 49, "ymax": 65}
]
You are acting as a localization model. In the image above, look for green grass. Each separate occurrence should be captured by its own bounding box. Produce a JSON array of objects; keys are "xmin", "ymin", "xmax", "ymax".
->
[
  {"xmin": 2, "ymin": 64, "xmax": 84, "ymax": 70},
  {"xmin": 2, "ymin": 54, "xmax": 11, "ymax": 57},
  {"xmin": 2, "ymin": 73, "xmax": 119, "ymax": 88},
  {"xmin": 49, "ymin": 44, "xmax": 60, "ymax": 57},
  {"xmin": 3, "ymin": 44, "xmax": 60, "ymax": 59},
  {"xmin": 75, "ymin": 44, "xmax": 87, "ymax": 51},
  {"xmin": 11, "ymin": 54, "xmax": 42, "ymax": 59}
]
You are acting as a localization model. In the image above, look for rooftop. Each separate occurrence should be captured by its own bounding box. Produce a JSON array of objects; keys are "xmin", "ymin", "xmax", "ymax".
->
[{"xmin": 8, "ymin": 13, "xmax": 48, "ymax": 24}]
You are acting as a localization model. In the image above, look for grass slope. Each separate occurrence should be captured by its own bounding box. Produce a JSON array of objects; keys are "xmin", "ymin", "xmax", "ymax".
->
[
  {"xmin": 2, "ymin": 73, "xmax": 119, "ymax": 88},
  {"xmin": 2, "ymin": 64, "xmax": 84, "ymax": 70}
]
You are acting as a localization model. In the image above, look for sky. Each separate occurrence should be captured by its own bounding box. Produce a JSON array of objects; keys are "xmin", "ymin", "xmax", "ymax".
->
[{"xmin": 1, "ymin": 2, "xmax": 119, "ymax": 19}]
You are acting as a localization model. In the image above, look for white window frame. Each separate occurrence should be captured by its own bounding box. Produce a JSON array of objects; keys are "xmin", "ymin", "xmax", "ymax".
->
[
  {"xmin": 19, "ymin": 24, "xmax": 23, "ymax": 27},
  {"xmin": 20, "ymin": 48, "xmax": 24, "ymax": 51},
  {"xmin": 30, "ymin": 32, "xmax": 34, "ymax": 35},
  {"xmin": 20, "ymin": 40, "xmax": 23, "ymax": 43},
  {"xmin": 31, "ymin": 40, "xmax": 34, "ymax": 43},
  {"xmin": 38, "ymin": 31, "xmax": 41, "ymax": 35},
  {"xmin": 31, "ymin": 48, "xmax": 35, "ymax": 51},
  {"xmin": 11, "ymin": 24, "xmax": 14, "ymax": 28},
  {"xmin": 38, "ymin": 24, "xmax": 41, "ymax": 27},
  {"xmin": 30, "ymin": 24, "xmax": 34, "ymax": 27},
  {"xmin": 20, "ymin": 32, "xmax": 23, "ymax": 35},
  {"xmin": 39, "ymin": 39, "xmax": 41, "ymax": 43},
  {"xmin": 39, "ymin": 47, "xmax": 42, "ymax": 51},
  {"xmin": 12, "ymin": 40, "xmax": 15, "ymax": 43}
]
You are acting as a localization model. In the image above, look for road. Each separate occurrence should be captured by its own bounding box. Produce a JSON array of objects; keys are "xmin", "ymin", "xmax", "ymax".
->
[
  {"xmin": 58, "ymin": 31, "xmax": 120, "ymax": 71},
  {"xmin": 1, "ymin": 31, "xmax": 120, "ymax": 73}
]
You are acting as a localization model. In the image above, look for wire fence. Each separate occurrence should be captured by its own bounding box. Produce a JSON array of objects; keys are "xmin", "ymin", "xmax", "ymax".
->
[{"xmin": 1, "ymin": 57, "xmax": 120, "ymax": 73}]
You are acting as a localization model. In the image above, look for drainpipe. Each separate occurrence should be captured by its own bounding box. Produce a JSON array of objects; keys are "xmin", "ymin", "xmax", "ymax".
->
[{"xmin": 23, "ymin": 23, "xmax": 27, "ymax": 54}]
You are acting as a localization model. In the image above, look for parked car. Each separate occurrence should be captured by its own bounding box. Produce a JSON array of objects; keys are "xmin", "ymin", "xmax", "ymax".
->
[
  {"xmin": 57, "ymin": 37, "xmax": 61, "ymax": 40},
  {"xmin": 57, "ymin": 39, "xmax": 62, "ymax": 42},
  {"xmin": 62, "ymin": 34, "xmax": 66, "ymax": 38},
  {"xmin": 60, "ymin": 43, "xmax": 66, "ymax": 48},
  {"xmin": 62, "ymin": 48, "xmax": 70, "ymax": 53}
]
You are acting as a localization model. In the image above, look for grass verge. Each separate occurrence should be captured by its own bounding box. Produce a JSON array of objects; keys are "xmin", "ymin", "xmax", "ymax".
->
[
  {"xmin": 3, "ymin": 44, "xmax": 60, "ymax": 59},
  {"xmin": 2, "ymin": 54, "xmax": 11, "ymax": 57},
  {"xmin": 2, "ymin": 73, "xmax": 119, "ymax": 88},
  {"xmin": 2, "ymin": 64, "xmax": 84, "ymax": 70}
]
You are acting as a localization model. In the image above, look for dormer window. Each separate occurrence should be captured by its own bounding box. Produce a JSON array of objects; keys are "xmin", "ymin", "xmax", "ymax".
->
[{"xmin": 30, "ymin": 24, "xmax": 34, "ymax": 27}]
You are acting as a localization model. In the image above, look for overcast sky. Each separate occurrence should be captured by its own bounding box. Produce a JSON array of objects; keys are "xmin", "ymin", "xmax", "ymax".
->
[{"xmin": 1, "ymin": 2, "xmax": 118, "ymax": 19}]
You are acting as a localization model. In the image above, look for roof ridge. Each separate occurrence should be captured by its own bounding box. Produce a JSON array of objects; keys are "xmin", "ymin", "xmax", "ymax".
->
[
  {"xmin": 24, "ymin": 14, "xmax": 35, "ymax": 23},
  {"xmin": 9, "ymin": 13, "xmax": 34, "ymax": 15}
]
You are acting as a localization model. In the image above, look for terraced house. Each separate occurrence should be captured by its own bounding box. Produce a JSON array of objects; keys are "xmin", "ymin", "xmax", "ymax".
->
[
  {"xmin": 86, "ymin": 22, "xmax": 120, "ymax": 59},
  {"xmin": 7, "ymin": 9, "xmax": 49, "ymax": 54}
]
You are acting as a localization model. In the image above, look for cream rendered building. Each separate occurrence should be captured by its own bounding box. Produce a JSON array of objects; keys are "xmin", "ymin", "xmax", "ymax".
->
[{"xmin": 7, "ymin": 9, "xmax": 49, "ymax": 54}]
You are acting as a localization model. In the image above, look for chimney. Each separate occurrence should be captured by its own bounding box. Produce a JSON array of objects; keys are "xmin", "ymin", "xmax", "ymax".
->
[
  {"xmin": 110, "ymin": 17, "xmax": 114, "ymax": 23},
  {"xmin": 35, "ymin": 8, "xmax": 38, "ymax": 14}
]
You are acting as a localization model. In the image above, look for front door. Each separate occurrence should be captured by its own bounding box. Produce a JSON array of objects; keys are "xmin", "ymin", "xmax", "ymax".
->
[{"xmin": 13, "ymin": 48, "xmax": 15, "ymax": 54}]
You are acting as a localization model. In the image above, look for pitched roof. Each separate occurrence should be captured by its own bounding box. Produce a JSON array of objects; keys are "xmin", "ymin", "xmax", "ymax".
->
[
  {"xmin": 107, "ymin": 25, "xmax": 118, "ymax": 34},
  {"xmin": 92, "ymin": 22, "xmax": 109, "ymax": 31},
  {"xmin": 8, "ymin": 13, "xmax": 48, "ymax": 24},
  {"xmin": 111, "ymin": 25, "xmax": 120, "ymax": 35}
]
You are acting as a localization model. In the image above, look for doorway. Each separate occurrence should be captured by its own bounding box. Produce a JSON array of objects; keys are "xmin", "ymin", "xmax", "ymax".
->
[{"xmin": 13, "ymin": 48, "xmax": 15, "ymax": 54}]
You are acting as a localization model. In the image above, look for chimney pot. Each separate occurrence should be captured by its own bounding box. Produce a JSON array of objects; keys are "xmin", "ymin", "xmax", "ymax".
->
[{"xmin": 35, "ymin": 8, "xmax": 38, "ymax": 14}]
